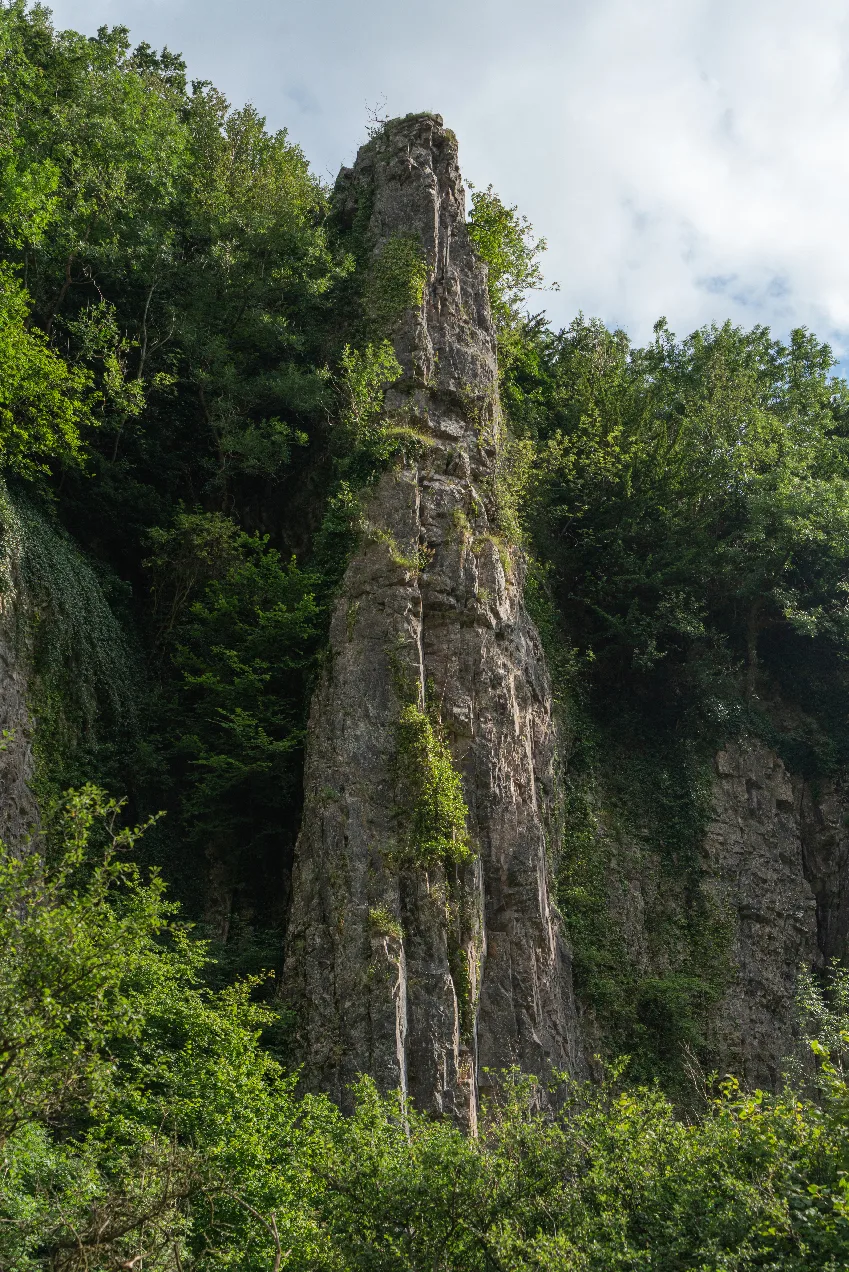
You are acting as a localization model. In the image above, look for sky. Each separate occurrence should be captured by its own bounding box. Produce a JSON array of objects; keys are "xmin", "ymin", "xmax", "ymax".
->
[{"xmin": 46, "ymin": 0, "xmax": 849, "ymax": 361}]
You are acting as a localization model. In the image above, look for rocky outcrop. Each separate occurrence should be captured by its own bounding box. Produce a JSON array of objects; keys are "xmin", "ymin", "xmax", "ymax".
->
[
  {"xmin": 798, "ymin": 774, "xmax": 849, "ymax": 968},
  {"xmin": 702, "ymin": 741, "xmax": 820, "ymax": 1086},
  {"xmin": 283, "ymin": 114, "xmax": 582, "ymax": 1122},
  {"xmin": 598, "ymin": 733, "xmax": 849, "ymax": 1088}
]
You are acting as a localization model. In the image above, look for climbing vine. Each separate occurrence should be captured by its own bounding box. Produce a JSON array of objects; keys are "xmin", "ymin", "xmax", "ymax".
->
[{"xmin": 0, "ymin": 483, "xmax": 137, "ymax": 805}]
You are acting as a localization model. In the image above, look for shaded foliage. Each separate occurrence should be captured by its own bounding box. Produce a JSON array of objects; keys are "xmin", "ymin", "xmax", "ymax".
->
[
  {"xmin": 505, "ymin": 310, "xmax": 849, "ymax": 1084},
  {"xmin": 2, "ymin": 799, "xmax": 849, "ymax": 1268}
]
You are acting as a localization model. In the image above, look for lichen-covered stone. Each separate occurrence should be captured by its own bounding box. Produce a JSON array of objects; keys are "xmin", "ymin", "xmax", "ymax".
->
[{"xmin": 283, "ymin": 114, "xmax": 582, "ymax": 1121}]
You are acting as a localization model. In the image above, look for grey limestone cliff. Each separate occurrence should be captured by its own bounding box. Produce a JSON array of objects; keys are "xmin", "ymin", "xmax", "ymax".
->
[
  {"xmin": 702, "ymin": 741, "xmax": 820, "ymax": 1085},
  {"xmin": 283, "ymin": 114, "xmax": 582, "ymax": 1122},
  {"xmin": 705, "ymin": 739, "xmax": 849, "ymax": 1085},
  {"xmin": 597, "ymin": 733, "xmax": 849, "ymax": 1088}
]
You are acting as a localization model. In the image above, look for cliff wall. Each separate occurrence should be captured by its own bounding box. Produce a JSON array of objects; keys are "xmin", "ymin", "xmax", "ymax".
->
[{"xmin": 592, "ymin": 732, "xmax": 849, "ymax": 1088}]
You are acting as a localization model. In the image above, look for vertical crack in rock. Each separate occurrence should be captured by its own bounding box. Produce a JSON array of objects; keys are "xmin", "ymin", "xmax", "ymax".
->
[{"xmin": 283, "ymin": 114, "xmax": 582, "ymax": 1121}]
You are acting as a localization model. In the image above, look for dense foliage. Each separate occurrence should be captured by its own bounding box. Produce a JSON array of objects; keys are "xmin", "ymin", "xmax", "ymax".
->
[
  {"xmin": 509, "ymin": 315, "xmax": 849, "ymax": 706},
  {"xmin": 500, "ymin": 311, "xmax": 849, "ymax": 1082},
  {"xmin": 3, "ymin": 3, "xmax": 849, "ymax": 1265},
  {"xmin": 2, "ymin": 799, "xmax": 848, "ymax": 1270},
  {"xmin": 0, "ymin": 0, "xmax": 351, "ymax": 949}
]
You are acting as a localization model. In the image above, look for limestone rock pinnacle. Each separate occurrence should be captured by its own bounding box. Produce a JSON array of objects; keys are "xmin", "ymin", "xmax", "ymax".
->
[{"xmin": 283, "ymin": 113, "xmax": 582, "ymax": 1122}]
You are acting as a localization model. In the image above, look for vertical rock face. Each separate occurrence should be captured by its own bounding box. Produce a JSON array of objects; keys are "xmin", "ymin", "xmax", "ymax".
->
[
  {"xmin": 603, "ymin": 734, "xmax": 849, "ymax": 1088},
  {"xmin": 283, "ymin": 114, "xmax": 582, "ymax": 1121},
  {"xmin": 798, "ymin": 774, "xmax": 849, "ymax": 969},
  {"xmin": 703, "ymin": 741, "xmax": 820, "ymax": 1086}
]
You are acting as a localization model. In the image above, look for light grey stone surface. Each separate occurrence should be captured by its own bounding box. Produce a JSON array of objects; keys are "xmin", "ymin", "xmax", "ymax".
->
[
  {"xmin": 601, "ymin": 735, "xmax": 848, "ymax": 1087},
  {"xmin": 283, "ymin": 114, "xmax": 582, "ymax": 1121}
]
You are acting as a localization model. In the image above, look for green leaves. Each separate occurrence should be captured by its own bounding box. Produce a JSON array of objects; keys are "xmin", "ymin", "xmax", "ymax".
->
[
  {"xmin": 393, "ymin": 702, "xmax": 472, "ymax": 867},
  {"xmin": 149, "ymin": 513, "xmax": 324, "ymax": 916},
  {"xmin": 338, "ymin": 340, "xmax": 403, "ymax": 446},
  {"xmin": 3, "ymin": 780, "xmax": 849, "ymax": 1269},
  {"xmin": 512, "ymin": 314, "xmax": 849, "ymax": 687},
  {"xmin": 0, "ymin": 783, "xmax": 333, "ymax": 1270},
  {"xmin": 467, "ymin": 183, "xmax": 549, "ymax": 333},
  {"xmin": 0, "ymin": 786, "xmax": 167, "ymax": 1145},
  {"xmin": 0, "ymin": 266, "xmax": 94, "ymax": 477},
  {"xmin": 0, "ymin": 1, "xmax": 340, "ymax": 522}
]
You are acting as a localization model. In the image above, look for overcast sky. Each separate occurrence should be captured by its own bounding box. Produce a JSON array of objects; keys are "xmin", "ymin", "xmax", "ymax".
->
[{"xmin": 46, "ymin": 0, "xmax": 849, "ymax": 361}]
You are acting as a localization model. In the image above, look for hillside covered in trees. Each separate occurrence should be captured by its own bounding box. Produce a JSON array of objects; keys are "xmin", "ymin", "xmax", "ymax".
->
[{"xmin": 2, "ymin": 3, "xmax": 849, "ymax": 1267}]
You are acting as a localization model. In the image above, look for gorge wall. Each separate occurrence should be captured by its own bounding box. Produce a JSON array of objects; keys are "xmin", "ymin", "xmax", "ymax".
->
[
  {"xmin": 705, "ymin": 738, "xmax": 849, "ymax": 1084},
  {"xmin": 586, "ymin": 732, "xmax": 849, "ymax": 1090}
]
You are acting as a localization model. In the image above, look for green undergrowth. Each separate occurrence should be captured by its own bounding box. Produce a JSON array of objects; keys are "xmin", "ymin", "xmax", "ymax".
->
[
  {"xmin": 4, "ymin": 795, "xmax": 849, "ymax": 1269},
  {"xmin": 393, "ymin": 700, "xmax": 472, "ymax": 868}
]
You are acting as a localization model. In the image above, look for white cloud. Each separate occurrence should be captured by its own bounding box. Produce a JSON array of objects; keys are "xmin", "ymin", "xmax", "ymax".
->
[{"xmin": 45, "ymin": 0, "xmax": 849, "ymax": 358}]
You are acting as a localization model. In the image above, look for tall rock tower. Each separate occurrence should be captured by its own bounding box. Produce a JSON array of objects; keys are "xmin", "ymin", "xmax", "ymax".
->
[{"xmin": 283, "ymin": 114, "xmax": 582, "ymax": 1124}]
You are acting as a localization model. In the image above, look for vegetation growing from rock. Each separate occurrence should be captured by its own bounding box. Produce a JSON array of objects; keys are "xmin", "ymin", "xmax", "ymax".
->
[
  {"xmin": 394, "ymin": 701, "xmax": 472, "ymax": 867},
  {"xmin": 505, "ymin": 309, "xmax": 849, "ymax": 1085},
  {"xmin": 364, "ymin": 234, "xmax": 429, "ymax": 337},
  {"xmin": 2, "ymin": 3, "xmax": 849, "ymax": 1265}
]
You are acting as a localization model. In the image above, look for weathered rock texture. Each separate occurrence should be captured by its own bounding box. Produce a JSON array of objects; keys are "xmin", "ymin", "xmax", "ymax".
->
[
  {"xmin": 706, "ymin": 739, "xmax": 849, "ymax": 1083},
  {"xmin": 702, "ymin": 741, "xmax": 820, "ymax": 1086},
  {"xmin": 601, "ymin": 734, "xmax": 849, "ymax": 1088},
  {"xmin": 283, "ymin": 114, "xmax": 582, "ymax": 1121}
]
